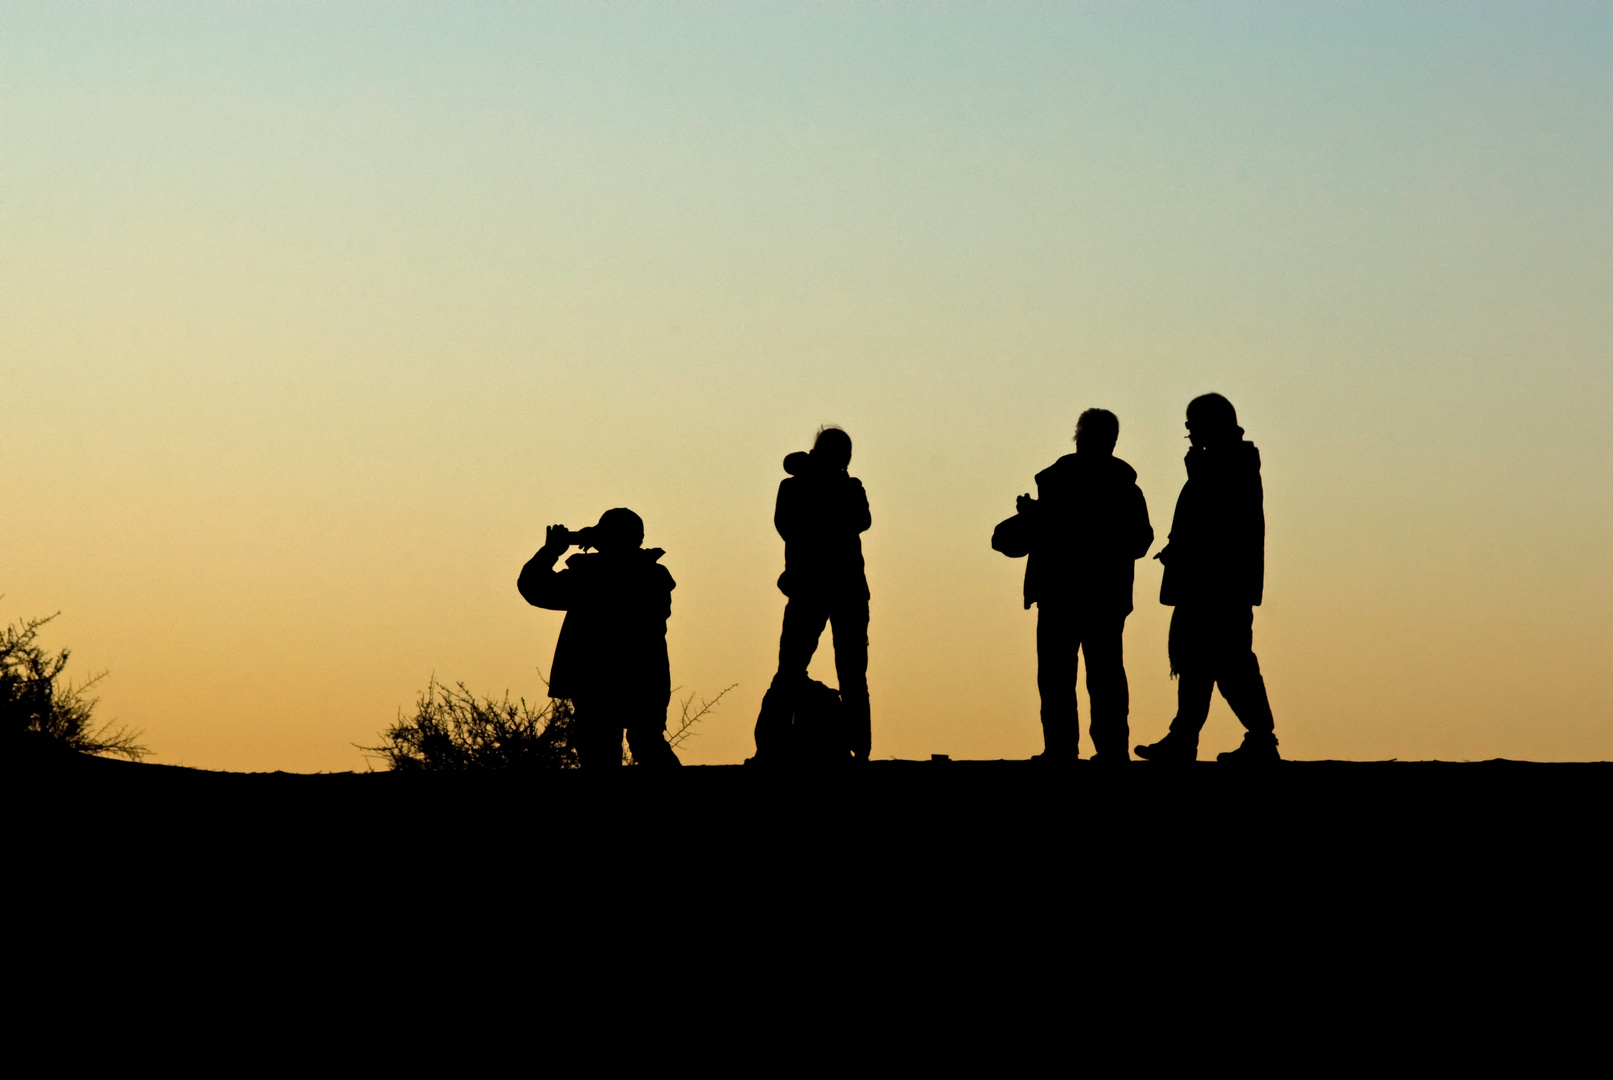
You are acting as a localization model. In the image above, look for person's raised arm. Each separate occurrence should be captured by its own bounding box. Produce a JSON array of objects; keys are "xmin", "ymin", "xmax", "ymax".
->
[{"xmin": 517, "ymin": 525, "xmax": 577, "ymax": 610}]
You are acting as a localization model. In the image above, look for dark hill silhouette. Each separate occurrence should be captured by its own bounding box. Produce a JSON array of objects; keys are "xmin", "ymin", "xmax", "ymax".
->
[{"xmin": 14, "ymin": 754, "xmax": 1604, "ymax": 1007}]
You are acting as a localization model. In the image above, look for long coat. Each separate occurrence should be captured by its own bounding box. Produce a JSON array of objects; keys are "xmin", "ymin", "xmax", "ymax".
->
[
  {"xmin": 1020, "ymin": 452, "xmax": 1154, "ymax": 614},
  {"xmin": 1158, "ymin": 440, "xmax": 1265, "ymax": 608},
  {"xmin": 517, "ymin": 547, "xmax": 675, "ymax": 701}
]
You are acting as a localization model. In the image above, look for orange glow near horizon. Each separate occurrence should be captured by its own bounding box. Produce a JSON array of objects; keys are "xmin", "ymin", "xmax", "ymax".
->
[{"xmin": 3, "ymin": 5, "xmax": 1609, "ymax": 768}]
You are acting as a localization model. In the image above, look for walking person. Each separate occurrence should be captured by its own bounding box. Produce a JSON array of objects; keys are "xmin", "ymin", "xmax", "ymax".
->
[
  {"xmin": 753, "ymin": 426, "xmax": 872, "ymax": 763},
  {"xmin": 995, "ymin": 408, "xmax": 1153, "ymax": 763},
  {"xmin": 517, "ymin": 507, "xmax": 682, "ymax": 768},
  {"xmin": 1136, "ymin": 394, "xmax": 1280, "ymax": 762}
]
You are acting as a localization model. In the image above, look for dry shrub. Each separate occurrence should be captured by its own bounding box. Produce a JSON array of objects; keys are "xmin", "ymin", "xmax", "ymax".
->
[
  {"xmin": 3, "ymin": 612, "xmax": 146, "ymax": 760},
  {"xmin": 363, "ymin": 679, "xmax": 577, "ymax": 772},
  {"xmin": 365, "ymin": 678, "xmax": 735, "ymax": 771}
]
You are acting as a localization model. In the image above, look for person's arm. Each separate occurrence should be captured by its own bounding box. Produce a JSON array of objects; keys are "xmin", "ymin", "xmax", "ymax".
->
[
  {"xmin": 1244, "ymin": 475, "xmax": 1266, "ymax": 605},
  {"xmin": 848, "ymin": 477, "xmax": 871, "ymax": 534},
  {"xmin": 1127, "ymin": 483, "xmax": 1155, "ymax": 560},
  {"xmin": 773, "ymin": 479, "xmax": 797, "ymax": 542},
  {"xmin": 516, "ymin": 525, "xmax": 576, "ymax": 610}
]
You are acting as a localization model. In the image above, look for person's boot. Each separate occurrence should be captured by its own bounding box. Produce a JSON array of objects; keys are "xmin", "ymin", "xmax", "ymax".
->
[
  {"xmin": 1217, "ymin": 732, "xmax": 1280, "ymax": 763},
  {"xmin": 1089, "ymin": 741, "xmax": 1131, "ymax": 765},
  {"xmin": 1134, "ymin": 729, "xmax": 1198, "ymax": 762}
]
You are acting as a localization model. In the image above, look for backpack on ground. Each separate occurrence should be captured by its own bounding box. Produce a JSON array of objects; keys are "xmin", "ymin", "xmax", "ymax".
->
[{"xmin": 750, "ymin": 678, "xmax": 850, "ymax": 766}]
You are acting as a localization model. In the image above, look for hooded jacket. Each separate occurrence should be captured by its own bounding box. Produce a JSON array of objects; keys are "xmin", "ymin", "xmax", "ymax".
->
[
  {"xmin": 517, "ymin": 547, "xmax": 675, "ymax": 701},
  {"xmin": 1021, "ymin": 453, "xmax": 1154, "ymax": 613},
  {"xmin": 774, "ymin": 455, "xmax": 871, "ymax": 600},
  {"xmin": 1158, "ymin": 440, "xmax": 1265, "ymax": 607}
]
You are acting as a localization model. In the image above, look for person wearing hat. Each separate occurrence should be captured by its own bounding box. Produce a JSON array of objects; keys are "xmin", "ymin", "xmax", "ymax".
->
[
  {"xmin": 1135, "ymin": 393, "xmax": 1280, "ymax": 763},
  {"xmin": 518, "ymin": 507, "xmax": 681, "ymax": 768}
]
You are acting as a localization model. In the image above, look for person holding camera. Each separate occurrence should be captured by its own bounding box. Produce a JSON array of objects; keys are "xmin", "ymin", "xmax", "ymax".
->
[
  {"xmin": 753, "ymin": 426, "xmax": 873, "ymax": 763},
  {"xmin": 997, "ymin": 408, "xmax": 1153, "ymax": 763},
  {"xmin": 517, "ymin": 507, "xmax": 681, "ymax": 768}
]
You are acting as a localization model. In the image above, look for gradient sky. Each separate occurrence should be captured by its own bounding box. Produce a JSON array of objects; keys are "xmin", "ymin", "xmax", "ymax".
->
[{"xmin": 4, "ymin": 3, "xmax": 1609, "ymax": 769}]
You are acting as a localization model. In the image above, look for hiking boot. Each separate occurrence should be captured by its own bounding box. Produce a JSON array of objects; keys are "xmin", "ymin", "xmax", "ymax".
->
[
  {"xmin": 1031, "ymin": 749, "xmax": 1079, "ymax": 766},
  {"xmin": 1217, "ymin": 734, "xmax": 1280, "ymax": 763},
  {"xmin": 1134, "ymin": 732, "xmax": 1197, "ymax": 762},
  {"xmin": 1089, "ymin": 752, "xmax": 1130, "ymax": 765}
]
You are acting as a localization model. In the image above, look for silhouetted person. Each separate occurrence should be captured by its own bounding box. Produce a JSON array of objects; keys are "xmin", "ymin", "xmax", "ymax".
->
[
  {"xmin": 1001, "ymin": 409, "xmax": 1153, "ymax": 763},
  {"xmin": 517, "ymin": 508, "xmax": 681, "ymax": 769},
  {"xmin": 754, "ymin": 426, "xmax": 872, "ymax": 763},
  {"xmin": 1136, "ymin": 394, "xmax": 1279, "ymax": 762}
]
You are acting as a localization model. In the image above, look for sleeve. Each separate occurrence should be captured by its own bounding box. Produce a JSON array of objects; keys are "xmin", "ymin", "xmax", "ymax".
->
[
  {"xmin": 1127, "ymin": 483, "xmax": 1155, "ymax": 560},
  {"xmin": 1246, "ymin": 476, "xmax": 1266, "ymax": 605},
  {"xmin": 773, "ymin": 479, "xmax": 796, "ymax": 542},
  {"xmin": 517, "ymin": 548, "xmax": 577, "ymax": 610},
  {"xmin": 848, "ymin": 478, "xmax": 871, "ymax": 534}
]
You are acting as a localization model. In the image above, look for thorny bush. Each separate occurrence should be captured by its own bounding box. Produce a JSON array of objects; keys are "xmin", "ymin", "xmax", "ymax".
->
[
  {"xmin": 363, "ymin": 677, "xmax": 733, "ymax": 771},
  {"xmin": 3, "ymin": 612, "xmax": 146, "ymax": 760}
]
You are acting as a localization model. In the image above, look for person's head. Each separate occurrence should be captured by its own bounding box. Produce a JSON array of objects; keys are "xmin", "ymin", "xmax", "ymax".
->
[
  {"xmin": 1074, "ymin": 408, "xmax": 1119, "ymax": 456},
  {"xmin": 591, "ymin": 507, "xmax": 644, "ymax": 552},
  {"xmin": 810, "ymin": 426, "xmax": 852, "ymax": 471},
  {"xmin": 1185, "ymin": 393, "xmax": 1242, "ymax": 449}
]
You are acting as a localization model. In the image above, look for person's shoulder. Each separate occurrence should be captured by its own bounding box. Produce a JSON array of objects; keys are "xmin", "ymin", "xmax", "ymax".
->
[
  {"xmin": 644, "ymin": 551, "xmax": 676, "ymax": 590},
  {"xmin": 1034, "ymin": 453, "xmax": 1081, "ymax": 486},
  {"xmin": 1107, "ymin": 456, "xmax": 1140, "ymax": 484}
]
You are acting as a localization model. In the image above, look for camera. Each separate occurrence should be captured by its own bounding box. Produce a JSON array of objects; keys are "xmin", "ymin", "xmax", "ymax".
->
[{"xmin": 561, "ymin": 525, "xmax": 598, "ymax": 549}]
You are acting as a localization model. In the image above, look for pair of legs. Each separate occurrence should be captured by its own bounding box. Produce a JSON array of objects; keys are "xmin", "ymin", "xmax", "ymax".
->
[
  {"xmin": 761, "ymin": 593, "xmax": 871, "ymax": 761},
  {"xmin": 1036, "ymin": 605, "xmax": 1130, "ymax": 760},
  {"xmin": 1161, "ymin": 604, "xmax": 1276, "ymax": 751},
  {"xmin": 572, "ymin": 691, "xmax": 681, "ymax": 769}
]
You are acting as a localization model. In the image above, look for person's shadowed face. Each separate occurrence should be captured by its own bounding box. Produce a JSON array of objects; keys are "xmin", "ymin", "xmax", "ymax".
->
[
  {"xmin": 1073, "ymin": 408, "xmax": 1119, "ymax": 456},
  {"xmin": 591, "ymin": 507, "xmax": 645, "ymax": 552},
  {"xmin": 811, "ymin": 427, "xmax": 853, "ymax": 472},
  {"xmin": 1185, "ymin": 394, "xmax": 1240, "ymax": 451}
]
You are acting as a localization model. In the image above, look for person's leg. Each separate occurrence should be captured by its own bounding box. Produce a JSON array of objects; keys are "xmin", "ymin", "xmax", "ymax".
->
[
  {"xmin": 829, "ymin": 598, "xmax": 871, "ymax": 761},
  {"xmin": 1211, "ymin": 607, "xmax": 1277, "ymax": 757},
  {"xmin": 572, "ymin": 698, "xmax": 623, "ymax": 769},
  {"xmin": 626, "ymin": 727, "xmax": 680, "ymax": 766},
  {"xmin": 1138, "ymin": 606, "xmax": 1211, "ymax": 760},
  {"xmin": 1082, "ymin": 612, "xmax": 1130, "ymax": 760},
  {"xmin": 626, "ymin": 692, "xmax": 680, "ymax": 767},
  {"xmin": 1168, "ymin": 607, "xmax": 1216, "ymax": 740},
  {"xmin": 774, "ymin": 597, "xmax": 830, "ymax": 684},
  {"xmin": 754, "ymin": 598, "xmax": 830, "ymax": 759},
  {"xmin": 1036, "ymin": 604, "xmax": 1080, "ymax": 759}
]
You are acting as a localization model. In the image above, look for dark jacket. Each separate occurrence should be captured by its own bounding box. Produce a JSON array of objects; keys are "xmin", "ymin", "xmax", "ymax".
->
[
  {"xmin": 1020, "ymin": 453, "xmax": 1154, "ymax": 613},
  {"xmin": 517, "ymin": 547, "xmax": 675, "ymax": 700},
  {"xmin": 1158, "ymin": 440, "xmax": 1265, "ymax": 607},
  {"xmin": 774, "ymin": 460, "xmax": 871, "ymax": 600}
]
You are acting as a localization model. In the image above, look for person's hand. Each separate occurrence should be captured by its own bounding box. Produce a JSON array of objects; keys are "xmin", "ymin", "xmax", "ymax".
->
[
  {"xmin": 1016, "ymin": 493, "xmax": 1036, "ymax": 514},
  {"xmin": 543, "ymin": 524, "xmax": 571, "ymax": 552}
]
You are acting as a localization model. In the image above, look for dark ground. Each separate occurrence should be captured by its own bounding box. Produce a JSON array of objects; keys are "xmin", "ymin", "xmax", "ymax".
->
[
  {"xmin": 12, "ymin": 757, "xmax": 1600, "ymax": 967},
  {"xmin": 13, "ymin": 754, "xmax": 1610, "ymax": 1034},
  {"xmin": 20, "ymin": 754, "xmax": 1608, "ymax": 907}
]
